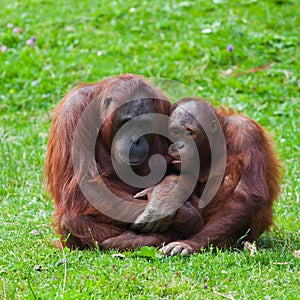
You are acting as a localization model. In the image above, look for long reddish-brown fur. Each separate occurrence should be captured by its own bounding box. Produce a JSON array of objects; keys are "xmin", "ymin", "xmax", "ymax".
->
[
  {"xmin": 45, "ymin": 74, "xmax": 201, "ymax": 250},
  {"xmin": 161, "ymin": 99, "xmax": 282, "ymax": 255}
]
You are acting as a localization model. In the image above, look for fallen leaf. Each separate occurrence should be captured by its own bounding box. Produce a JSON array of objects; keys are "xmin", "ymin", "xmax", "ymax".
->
[
  {"xmin": 293, "ymin": 250, "xmax": 300, "ymax": 258},
  {"xmin": 244, "ymin": 241, "xmax": 257, "ymax": 257},
  {"xmin": 65, "ymin": 26, "xmax": 76, "ymax": 32},
  {"xmin": 202, "ymin": 28, "xmax": 212, "ymax": 34}
]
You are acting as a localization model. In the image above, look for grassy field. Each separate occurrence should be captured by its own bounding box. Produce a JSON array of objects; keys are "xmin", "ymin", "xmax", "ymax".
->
[{"xmin": 0, "ymin": 0, "xmax": 299, "ymax": 298}]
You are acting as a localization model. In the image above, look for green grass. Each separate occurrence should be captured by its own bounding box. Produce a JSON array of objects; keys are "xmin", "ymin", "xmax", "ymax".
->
[{"xmin": 0, "ymin": 0, "xmax": 299, "ymax": 298}]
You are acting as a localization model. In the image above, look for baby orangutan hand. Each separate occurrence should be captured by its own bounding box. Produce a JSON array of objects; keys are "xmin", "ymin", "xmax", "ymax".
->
[{"xmin": 131, "ymin": 175, "xmax": 197, "ymax": 233}]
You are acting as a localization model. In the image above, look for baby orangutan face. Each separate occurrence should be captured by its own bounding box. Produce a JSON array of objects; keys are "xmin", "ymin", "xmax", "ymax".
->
[{"xmin": 167, "ymin": 99, "xmax": 218, "ymax": 173}]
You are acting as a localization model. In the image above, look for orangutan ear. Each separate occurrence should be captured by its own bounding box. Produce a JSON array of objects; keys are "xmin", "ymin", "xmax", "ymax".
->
[
  {"xmin": 211, "ymin": 120, "xmax": 218, "ymax": 134},
  {"xmin": 104, "ymin": 96, "xmax": 113, "ymax": 110}
]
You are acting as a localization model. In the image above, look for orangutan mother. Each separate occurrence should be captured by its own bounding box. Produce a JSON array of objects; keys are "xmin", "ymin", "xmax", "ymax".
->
[{"xmin": 45, "ymin": 74, "xmax": 202, "ymax": 250}]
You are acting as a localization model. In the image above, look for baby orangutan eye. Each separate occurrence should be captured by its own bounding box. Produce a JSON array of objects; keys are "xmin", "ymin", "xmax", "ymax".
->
[{"xmin": 185, "ymin": 129, "xmax": 194, "ymax": 140}]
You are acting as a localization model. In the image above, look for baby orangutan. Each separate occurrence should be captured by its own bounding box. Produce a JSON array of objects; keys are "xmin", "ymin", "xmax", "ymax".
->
[{"xmin": 133, "ymin": 98, "xmax": 281, "ymax": 256}]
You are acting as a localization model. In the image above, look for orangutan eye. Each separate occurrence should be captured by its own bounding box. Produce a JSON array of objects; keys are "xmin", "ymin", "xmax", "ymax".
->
[
  {"xmin": 184, "ymin": 129, "xmax": 195, "ymax": 140},
  {"xmin": 170, "ymin": 128, "xmax": 180, "ymax": 138}
]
